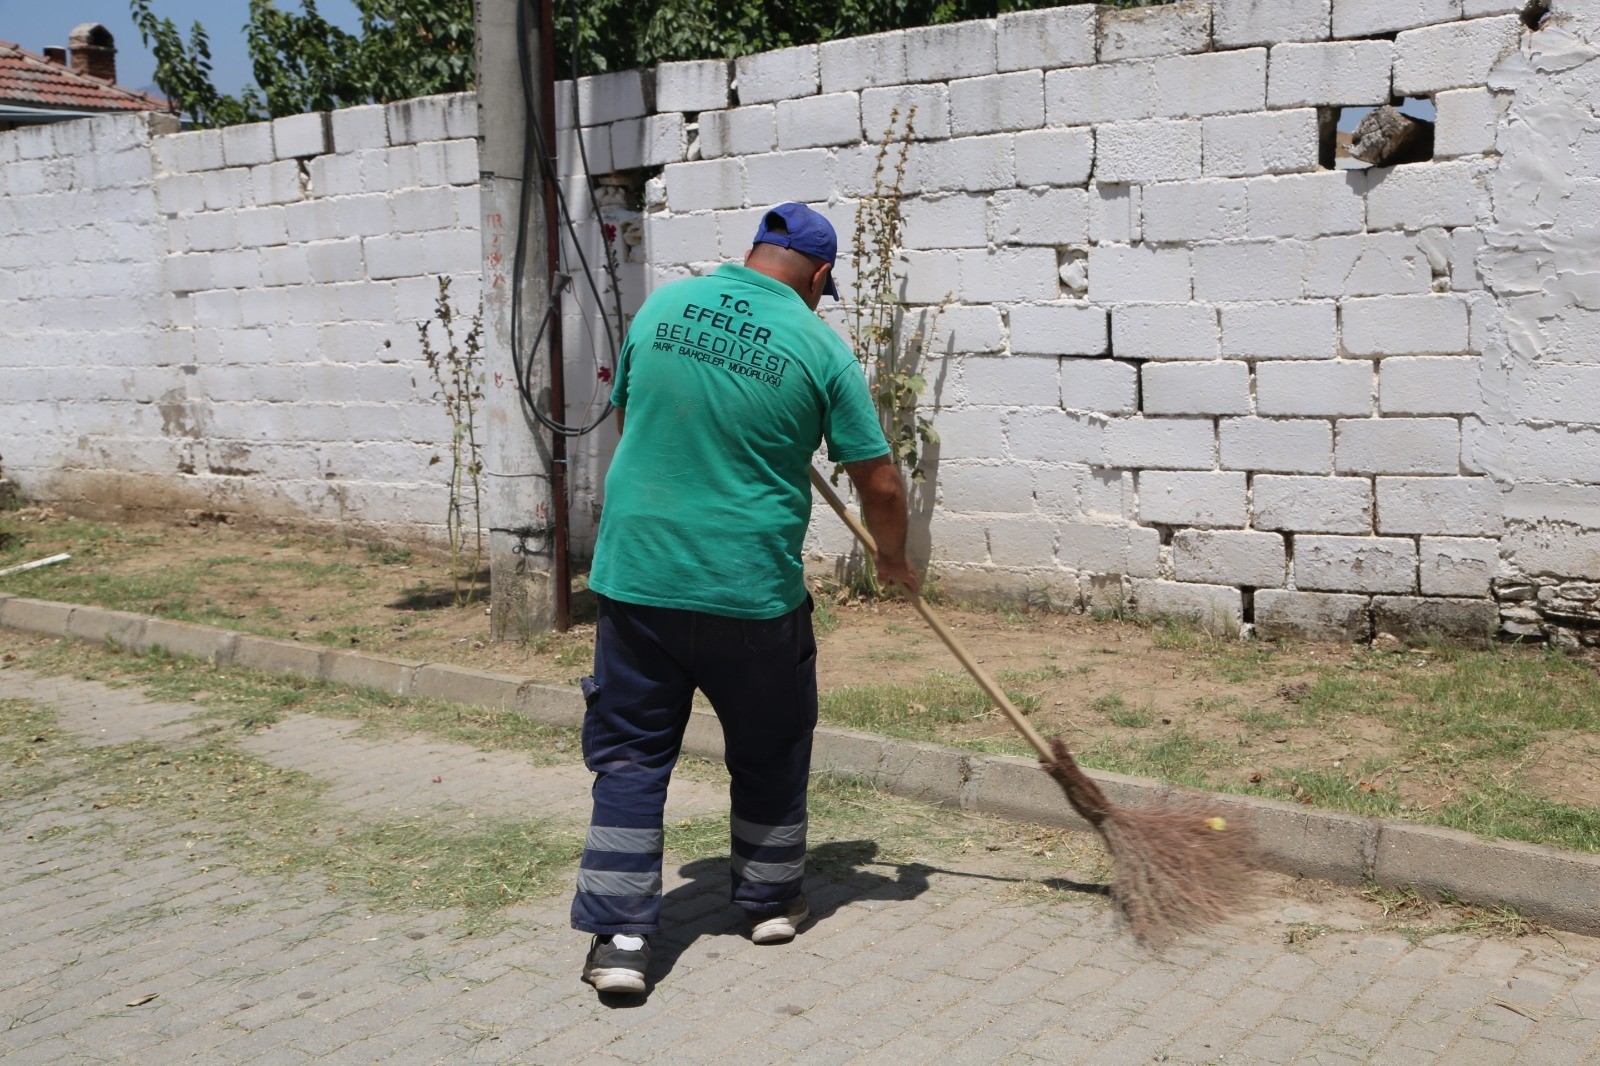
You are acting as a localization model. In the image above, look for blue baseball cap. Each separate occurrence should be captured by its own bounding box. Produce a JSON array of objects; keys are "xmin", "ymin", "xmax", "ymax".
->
[{"xmin": 752, "ymin": 202, "xmax": 840, "ymax": 299}]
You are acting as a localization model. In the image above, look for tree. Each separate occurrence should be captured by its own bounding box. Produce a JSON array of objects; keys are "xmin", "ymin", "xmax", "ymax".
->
[{"xmin": 130, "ymin": 0, "xmax": 476, "ymax": 127}]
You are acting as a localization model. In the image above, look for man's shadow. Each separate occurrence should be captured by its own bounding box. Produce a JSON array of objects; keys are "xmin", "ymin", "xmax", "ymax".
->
[{"xmin": 595, "ymin": 838, "xmax": 1107, "ymax": 1007}]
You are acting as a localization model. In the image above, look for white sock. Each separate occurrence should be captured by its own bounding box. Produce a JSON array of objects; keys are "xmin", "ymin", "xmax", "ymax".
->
[{"xmin": 612, "ymin": 934, "xmax": 645, "ymax": 950}]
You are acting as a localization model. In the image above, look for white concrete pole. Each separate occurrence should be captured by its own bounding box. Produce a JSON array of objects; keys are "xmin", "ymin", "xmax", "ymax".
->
[{"xmin": 474, "ymin": 0, "xmax": 556, "ymax": 639}]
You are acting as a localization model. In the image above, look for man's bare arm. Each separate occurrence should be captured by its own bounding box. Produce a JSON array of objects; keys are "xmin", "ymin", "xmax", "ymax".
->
[{"xmin": 842, "ymin": 455, "xmax": 920, "ymax": 595}]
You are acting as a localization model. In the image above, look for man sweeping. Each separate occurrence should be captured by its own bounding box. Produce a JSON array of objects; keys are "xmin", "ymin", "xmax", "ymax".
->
[{"xmin": 573, "ymin": 202, "xmax": 918, "ymax": 994}]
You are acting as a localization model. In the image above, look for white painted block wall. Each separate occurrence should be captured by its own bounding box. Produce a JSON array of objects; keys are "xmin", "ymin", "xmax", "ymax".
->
[{"xmin": 6, "ymin": 0, "xmax": 1600, "ymax": 645}]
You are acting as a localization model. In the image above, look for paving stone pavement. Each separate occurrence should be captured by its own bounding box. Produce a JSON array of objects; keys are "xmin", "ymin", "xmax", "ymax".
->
[{"xmin": 4, "ymin": 663, "xmax": 1600, "ymax": 1064}]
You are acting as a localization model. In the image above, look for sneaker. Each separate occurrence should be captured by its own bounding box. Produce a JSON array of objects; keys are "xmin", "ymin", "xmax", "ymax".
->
[
  {"xmin": 581, "ymin": 934, "xmax": 649, "ymax": 993},
  {"xmin": 748, "ymin": 896, "xmax": 809, "ymax": 944}
]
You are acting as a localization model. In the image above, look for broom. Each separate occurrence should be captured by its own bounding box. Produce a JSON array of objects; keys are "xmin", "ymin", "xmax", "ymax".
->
[{"xmin": 809, "ymin": 466, "xmax": 1259, "ymax": 947}]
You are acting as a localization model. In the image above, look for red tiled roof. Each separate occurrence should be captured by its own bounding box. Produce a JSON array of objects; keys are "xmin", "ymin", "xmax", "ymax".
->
[{"xmin": 0, "ymin": 39, "xmax": 169, "ymax": 113}]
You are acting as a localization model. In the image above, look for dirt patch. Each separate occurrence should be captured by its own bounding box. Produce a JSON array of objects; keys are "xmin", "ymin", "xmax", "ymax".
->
[{"xmin": 5, "ymin": 508, "xmax": 1600, "ymax": 836}]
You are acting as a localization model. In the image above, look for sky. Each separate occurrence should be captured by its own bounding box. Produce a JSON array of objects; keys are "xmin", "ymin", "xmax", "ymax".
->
[{"xmin": 2, "ymin": 0, "xmax": 363, "ymax": 96}]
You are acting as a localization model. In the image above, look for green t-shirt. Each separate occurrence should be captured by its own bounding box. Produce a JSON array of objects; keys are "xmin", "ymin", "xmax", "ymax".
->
[{"xmin": 589, "ymin": 263, "xmax": 888, "ymax": 619}]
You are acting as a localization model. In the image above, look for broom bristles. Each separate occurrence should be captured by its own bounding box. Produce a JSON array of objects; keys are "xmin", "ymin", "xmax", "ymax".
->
[{"xmin": 1044, "ymin": 738, "xmax": 1259, "ymax": 948}]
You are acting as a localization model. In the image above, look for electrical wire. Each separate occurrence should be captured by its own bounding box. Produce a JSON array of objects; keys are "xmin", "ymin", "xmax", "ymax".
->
[{"xmin": 510, "ymin": 0, "xmax": 622, "ymax": 438}]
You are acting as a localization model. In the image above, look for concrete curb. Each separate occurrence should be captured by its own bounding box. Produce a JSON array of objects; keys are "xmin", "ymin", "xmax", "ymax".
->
[{"xmin": 4, "ymin": 594, "xmax": 1597, "ymax": 937}]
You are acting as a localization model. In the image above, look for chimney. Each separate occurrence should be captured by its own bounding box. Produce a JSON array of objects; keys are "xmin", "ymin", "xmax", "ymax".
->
[
  {"xmin": 68, "ymin": 23, "xmax": 117, "ymax": 83},
  {"xmin": 43, "ymin": 47, "xmax": 67, "ymax": 66}
]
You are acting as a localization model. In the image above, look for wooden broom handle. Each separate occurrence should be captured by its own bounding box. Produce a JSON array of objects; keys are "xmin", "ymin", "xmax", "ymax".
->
[{"xmin": 809, "ymin": 466, "xmax": 1054, "ymax": 762}]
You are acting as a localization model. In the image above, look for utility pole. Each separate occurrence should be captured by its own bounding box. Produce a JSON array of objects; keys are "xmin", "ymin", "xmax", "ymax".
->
[{"xmin": 474, "ymin": 0, "xmax": 563, "ymax": 639}]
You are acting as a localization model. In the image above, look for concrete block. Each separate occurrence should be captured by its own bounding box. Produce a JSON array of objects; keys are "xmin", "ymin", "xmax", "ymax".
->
[
  {"xmin": 1202, "ymin": 109, "xmax": 1320, "ymax": 177},
  {"xmin": 1112, "ymin": 304, "xmax": 1218, "ymax": 361},
  {"xmin": 1095, "ymin": 118, "xmax": 1202, "ymax": 183},
  {"xmin": 1058, "ymin": 522, "xmax": 1160, "ymax": 576},
  {"xmin": 0, "ymin": 596, "xmax": 74, "ymax": 637},
  {"xmin": 1394, "ymin": 15, "xmax": 1524, "ymax": 95},
  {"xmin": 1175, "ymin": 529, "xmax": 1288, "ymax": 586},
  {"xmin": 386, "ymin": 96, "xmax": 450, "ymax": 144},
  {"xmin": 412, "ymin": 663, "xmax": 525, "ymax": 710},
  {"xmin": 1044, "ymin": 62, "xmax": 1156, "ymax": 127},
  {"xmin": 1142, "ymin": 179, "xmax": 1247, "ymax": 243},
  {"xmin": 1296, "ymin": 535, "xmax": 1418, "ymax": 593},
  {"xmin": 1305, "ymin": 232, "xmax": 1432, "ymax": 298},
  {"xmin": 918, "ymin": 134, "xmax": 1016, "ymax": 192},
  {"xmin": 1366, "ymin": 160, "xmax": 1489, "ymax": 231},
  {"xmin": 1376, "ymin": 476, "xmax": 1499, "ymax": 535},
  {"xmin": 202, "ymin": 167, "xmax": 255, "ymax": 210},
  {"xmin": 940, "ymin": 462, "xmax": 1037, "ymax": 512},
  {"xmin": 232, "ymin": 634, "xmax": 330, "ymax": 680},
  {"xmin": 1138, "ymin": 470, "xmax": 1247, "ymax": 527},
  {"xmin": 1434, "ymin": 86, "xmax": 1500, "ymax": 157},
  {"xmin": 1337, "ymin": 417, "xmax": 1460, "ymax": 474},
  {"xmin": 272, "ymin": 112, "xmax": 328, "ymax": 160},
  {"xmin": 512, "ymin": 683, "xmax": 585, "ymax": 731},
  {"xmin": 65, "ymin": 606, "xmax": 149, "ymax": 649},
  {"xmin": 1098, "ymin": 2, "xmax": 1212, "ymax": 62},
  {"xmin": 323, "ymin": 650, "xmax": 419, "ymax": 696},
  {"xmin": 950, "ymin": 71, "xmax": 1044, "ymax": 137},
  {"xmin": 698, "ymin": 106, "xmax": 776, "ymax": 158},
  {"xmin": 1341, "ymin": 294, "xmax": 1469, "ymax": 355},
  {"xmin": 819, "ymin": 31, "xmax": 907, "ymax": 92},
  {"xmin": 1333, "ymin": 0, "xmax": 1459, "ymax": 37},
  {"xmin": 928, "ymin": 305, "xmax": 1006, "ymax": 354},
  {"xmin": 309, "ymin": 152, "xmax": 363, "ymax": 198},
  {"xmin": 960, "ymin": 356, "xmax": 1059, "ymax": 407},
  {"xmin": 611, "ymin": 114, "xmax": 687, "ymax": 169},
  {"xmin": 576, "ymin": 71, "xmax": 646, "ymax": 125},
  {"xmin": 1419, "ymin": 536, "xmax": 1496, "ymax": 596},
  {"xmin": 1257, "ymin": 360, "xmax": 1373, "ymax": 417},
  {"xmin": 1194, "ymin": 241, "xmax": 1303, "ymax": 302},
  {"xmin": 987, "ymin": 187, "xmax": 1088, "ymax": 246},
  {"xmin": 1379, "ymin": 356, "xmax": 1480, "ymax": 414},
  {"xmin": 137, "ymin": 618, "xmax": 239, "ymax": 665},
  {"xmin": 1153, "ymin": 49, "xmax": 1267, "ymax": 118},
  {"xmin": 736, "ymin": 45, "xmax": 819, "ymax": 105},
  {"xmin": 1088, "ymin": 245, "xmax": 1191, "ymax": 304},
  {"xmin": 222, "ymin": 121, "xmax": 275, "ymax": 167},
  {"xmin": 997, "ymin": 5, "xmax": 1097, "ymax": 72},
  {"xmin": 1103, "ymin": 416, "xmax": 1216, "ymax": 470},
  {"xmin": 983, "ymin": 516, "xmax": 1056, "ymax": 567},
  {"xmin": 1133, "ymin": 579, "xmax": 1244, "ymax": 634},
  {"xmin": 1373, "ymin": 821, "xmax": 1600, "ymax": 937},
  {"xmin": 745, "ymin": 148, "xmax": 832, "ymax": 204},
  {"xmin": 1006, "ymin": 409, "xmax": 1106, "ymax": 465},
  {"xmin": 158, "ymin": 130, "xmax": 219, "ymax": 174},
  {"xmin": 1141, "ymin": 360, "xmax": 1250, "ymax": 416},
  {"xmin": 1268, "ymin": 40, "xmax": 1393, "ymax": 107},
  {"xmin": 861, "ymin": 84, "xmax": 949, "ymax": 141},
  {"xmin": 810, "ymin": 724, "xmax": 890, "ymax": 785},
  {"xmin": 1222, "ymin": 302, "xmax": 1338, "ymax": 359},
  {"xmin": 959, "ymin": 247, "xmax": 1059, "ymax": 303},
  {"xmin": 1372, "ymin": 596, "xmax": 1498, "ymax": 641},
  {"xmin": 775, "ymin": 92, "xmax": 862, "ymax": 150},
  {"xmin": 1254, "ymin": 589, "xmax": 1372, "ymax": 641},
  {"xmin": 1246, "ymin": 170, "xmax": 1365, "ymax": 239},
  {"xmin": 1090, "ymin": 183, "xmax": 1142, "ymax": 244},
  {"xmin": 904, "ymin": 20, "xmax": 997, "ymax": 83},
  {"xmin": 1061, "ymin": 358, "xmax": 1138, "ymax": 414},
  {"xmin": 656, "ymin": 59, "xmax": 730, "ymax": 113},
  {"xmin": 663, "ymin": 158, "xmax": 743, "ymax": 212},
  {"xmin": 899, "ymin": 250, "xmax": 964, "ymax": 304},
  {"xmin": 643, "ymin": 213, "xmax": 720, "ymax": 266},
  {"xmin": 1253, "ymin": 474, "xmax": 1374, "ymax": 533},
  {"xmin": 1014, "ymin": 127, "xmax": 1094, "ymax": 187},
  {"xmin": 1009, "ymin": 302, "xmax": 1108, "ymax": 356},
  {"xmin": 968, "ymin": 754, "xmax": 1092, "ymax": 831},
  {"xmin": 903, "ymin": 193, "xmax": 989, "ymax": 250},
  {"xmin": 1222, "ymin": 418, "xmax": 1334, "ymax": 473},
  {"xmin": 330, "ymin": 103, "xmax": 389, "ymax": 151},
  {"xmin": 1217, "ymin": 0, "xmax": 1332, "ymax": 47}
]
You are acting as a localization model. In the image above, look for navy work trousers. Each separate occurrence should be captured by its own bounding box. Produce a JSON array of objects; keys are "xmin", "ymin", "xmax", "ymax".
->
[{"xmin": 570, "ymin": 593, "xmax": 819, "ymax": 937}]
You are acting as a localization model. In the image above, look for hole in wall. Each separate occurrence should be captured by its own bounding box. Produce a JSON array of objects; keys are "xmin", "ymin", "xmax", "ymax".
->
[
  {"xmin": 1522, "ymin": 0, "xmax": 1550, "ymax": 30},
  {"xmin": 1241, "ymin": 587, "xmax": 1255, "ymax": 625},
  {"xmin": 1334, "ymin": 98, "xmax": 1436, "ymax": 169}
]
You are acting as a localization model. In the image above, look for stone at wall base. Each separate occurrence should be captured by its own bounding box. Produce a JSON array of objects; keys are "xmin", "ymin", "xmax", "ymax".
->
[
  {"xmin": 1372, "ymin": 596, "xmax": 1498, "ymax": 645},
  {"xmin": 1255, "ymin": 590, "xmax": 1372, "ymax": 642}
]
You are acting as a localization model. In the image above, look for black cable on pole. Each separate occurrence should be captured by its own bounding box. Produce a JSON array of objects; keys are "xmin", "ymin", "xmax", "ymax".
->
[{"xmin": 509, "ymin": 0, "xmax": 621, "ymax": 440}]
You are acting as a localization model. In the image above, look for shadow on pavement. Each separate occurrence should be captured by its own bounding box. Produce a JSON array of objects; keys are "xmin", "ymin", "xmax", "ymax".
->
[{"xmin": 596, "ymin": 838, "xmax": 1108, "ymax": 1007}]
